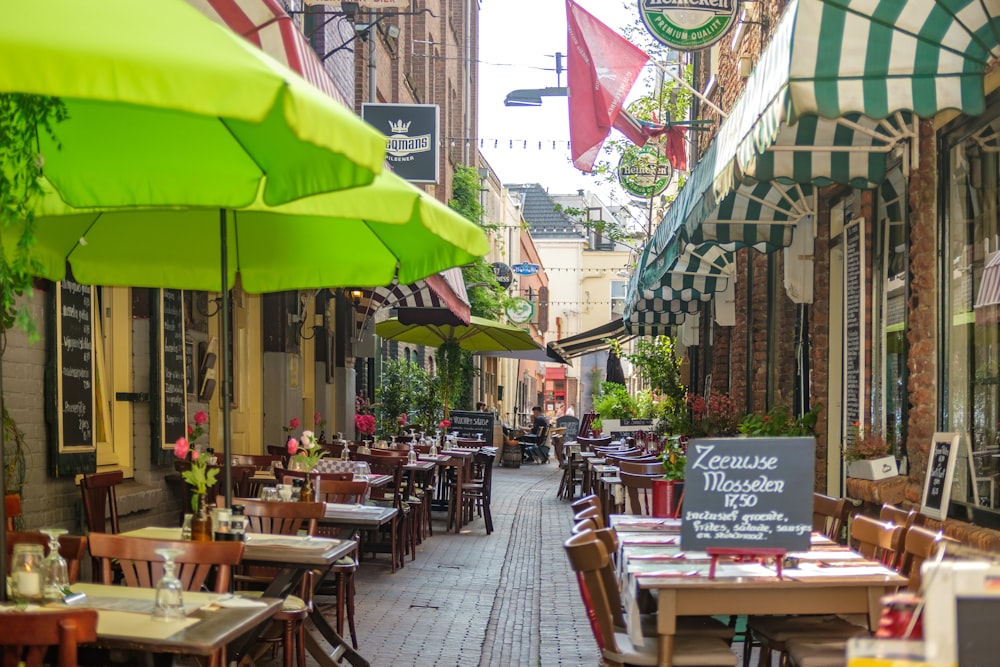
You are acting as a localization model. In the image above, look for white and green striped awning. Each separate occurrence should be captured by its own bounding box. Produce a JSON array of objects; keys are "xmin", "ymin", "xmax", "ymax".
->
[{"xmin": 635, "ymin": 0, "xmax": 999, "ymax": 297}]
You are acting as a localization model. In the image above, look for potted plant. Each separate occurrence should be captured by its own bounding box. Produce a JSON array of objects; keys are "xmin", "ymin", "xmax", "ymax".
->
[
  {"xmin": 653, "ymin": 436, "xmax": 686, "ymax": 518},
  {"xmin": 592, "ymin": 381, "xmax": 635, "ymax": 433},
  {"xmin": 844, "ymin": 422, "xmax": 897, "ymax": 480}
]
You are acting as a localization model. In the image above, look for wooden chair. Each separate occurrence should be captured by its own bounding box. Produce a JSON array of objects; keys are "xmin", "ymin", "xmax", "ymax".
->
[
  {"xmin": 88, "ymin": 532, "xmax": 243, "ymax": 593},
  {"xmin": 353, "ymin": 452, "xmax": 407, "ymax": 569},
  {"xmin": 573, "ymin": 505, "xmax": 605, "ymax": 529},
  {"xmin": 5, "ymin": 493, "xmax": 21, "ymax": 530},
  {"xmin": 460, "ymin": 451, "xmax": 495, "ymax": 535},
  {"xmin": 617, "ymin": 459, "xmax": 664, "ymax": 475},
  {"xmin": 230, "ymin": 453, "xmax": 285, "ymax": 470},
  {"xmin": 570, "ymin": 494, "xmax": 602, "ymax": 516},
  {"xmin": 0, "ymin": 608, "xmax": 98, "ymax": 667},
  {"xmin": 6, "ymin": 532, "xmax": 88, "ymax": 584},
  {"xmin": 898, "ymin": 525, "xmax": 948, "ymax": 591},
  {"xmin": 563, "ymin": 530, "xmax": 738, "ymax": 666},
  {"xmin": 558, "ymin": 449, "xmax": 586, "ymax": 500},
  {"xmin": 314, "ymin": 479, "xmax": 368, "ymax": 649},
  {"xmin": 267, "ymin": 444, "xmax": 291, "ymax": 468},
  {"xmin": 576, "ymin": 436, "xmax": 613, "ymax": 450},
  {"xmin": 849, "ymin": 515, "xmax": 903, "ymax": 567},
  {"xmin": 812, "ymin": 493, "xmax": 850, "ymax": 543},
  {"xmin": 619, "ymin": 471, "xmax": 659, "ymax": 515},
  {"xmin": 79, "ymin": 470, "xmax": 123, "ymax": 534},
  {"xmin": 878, "ymin": 504, "xmax": 918, "ymax": 561},
  {"xmin": 238, "ymin": 498, "xmax": 325, "ymax": 667}
]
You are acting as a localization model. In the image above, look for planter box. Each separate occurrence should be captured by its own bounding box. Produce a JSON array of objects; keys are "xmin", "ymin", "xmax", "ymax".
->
[
  {"xmin": 601, "ymin": 418, "xmax": 656, "ymax": 433},
  {"xmin": 847, "ymin": 456, "xmax": 899, "ymax": 481}
]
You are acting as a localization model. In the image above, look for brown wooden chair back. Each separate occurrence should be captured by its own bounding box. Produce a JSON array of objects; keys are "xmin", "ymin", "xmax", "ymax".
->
[
  {"xmin": 237, "ymin": 497, "xmax": 323, "ymax": 536},
  {"xmin": 5, "ymin": 494, "xmax": 21, "ymax": 531},
  {"xmin": 879, "ymin": 503, "xmax": 918, "ymax": 555},
  {"xmin": 80, "ymin": 470, "xmax": 123, "ymax": 534},
  {"xmin": 352, "ymin": 453, "xmax": 404, "ymax": 507},
  {"xmin": 563, "ymin": 530, "xmax": 622, "ymax": 655},
  {"xmin": 88, "ymin": 533, "xmax": 243, "ymax": 593},
  {"xmin": 619, "ymin": 471, "xmax": 659, "ymax": 516},
  {"xmin": 849, "ymin": 516, "xmax": 903, "ymax": 568},
  {"xmin": 572, "ymin": 517, "xmax": 601, "ymax": 533},
  {"xmin": 899, "ymin": 525, "xmax": 946, "ymax": 591},
  {"xmin": 570, "ymin": 494, "xmax": 602, "ymax": 516},
  {"xmin": 617, "ymin": 459, "xmax": 664, "ymax": 475},
  {"xmin": 316, "ymin": 480, "xmax": 370, "ymax": 504},
  {"xmin": 576, "ymin": 436, "xmax": 613, "ymax": 451},
  {"xmin": 573, "ymin": 505, "xmax": 605, "ymax": 529},
  {"xmin": 813, "ymin": 493, "xmax": 849, "ymax": 542},
  {"xmin": 266, "ymin": 444, "xmax": 291, "ymax": 467},
  {"xmin": 175, "ymin": 462, "xmax": 255, "ymax": 508},
  {"xmin": 6, "ymin": 532, "xmax": 88, "ymax": 584},
  {"xmin": 278, "ymin": 469, "xmax": 353, "ymax": 484},
  {"xmin": 0, "ymin": 608, "xmax": 98, "ymax": 667}
]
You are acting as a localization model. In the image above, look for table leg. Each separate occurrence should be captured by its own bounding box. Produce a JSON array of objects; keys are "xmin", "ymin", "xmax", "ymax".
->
[
  {"xmin": 656, "ymin": 588, "xmax": 678, "ymax": 667},
  {"xmin": 304, "ymin": 612, "xmax": 370, "ymax": 667}
]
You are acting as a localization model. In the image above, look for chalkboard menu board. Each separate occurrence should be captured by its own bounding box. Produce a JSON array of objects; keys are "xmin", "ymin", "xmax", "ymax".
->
[
  {"xmin": 843, "ymin": 218, "xmax": 865, "ymax": 450},
  {"xmin": 449, "ymin": 410, "xmax": 494, "ymax": 446},
  {"xmin": 921, "ymin": 432, "xmax": 960, "ymax": 519},
  {"xmin": 556, "ymin": 415, "xmax": 580, "ymax": 441},
  {"xmin": 680, "ymin": 437, "xmax": 815, "ymax": 552},
  {"xmin": 46, "ymin": 277, "xmax": 96, "ymax": 476},
  {"xmin": 151, "ymin": 289, "xmax": 187, "ymax": 463}
]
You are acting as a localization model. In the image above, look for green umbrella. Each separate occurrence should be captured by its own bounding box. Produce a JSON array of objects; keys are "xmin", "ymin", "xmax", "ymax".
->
[
  {"xmin": 376, "ymin": 315, "xmax": 543, "ymax": 419},
  {"xmin": 375, "ymin": 315, "xmax": 545, "ymax": 354},
  {"xmin": 0, "ymin": 0, "xmax": 387, "ymax": 208},
  {"xmin": 0, "ymin": 0, "xmax": 391, "ymax": 583},
  {"xmin": 23, "ymin": 172, "xmax": 490, "ymax": 292}
]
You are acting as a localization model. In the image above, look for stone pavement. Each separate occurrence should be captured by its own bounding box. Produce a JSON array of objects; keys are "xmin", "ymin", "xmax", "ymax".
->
[{"xmin": 349, "ymin": 461, "xmax": 597, "ymax": 667}]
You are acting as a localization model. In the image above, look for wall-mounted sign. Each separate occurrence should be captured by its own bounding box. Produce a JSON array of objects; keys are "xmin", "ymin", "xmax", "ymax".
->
[
  {"xmin": 304, "ymin": 0, "xmax": 409, "ymax": 9},
  {"xmin": 512, "ymin": 262, "xmax": 540, "ymax": 276},
  {"xmin": 638, "ymin": 0, "xmax": 740, "ymax": 51},
  {"xmin": 618, "ymin": 145, "xmax": 673, "ymax": 198},
  {"xmin": 362, "ymin": 103, "xmax": 439, "ymax": 183},
  {"xmin": 505, "ymin": 297, "xmax": 535, "ymax": 324},
  {"xmin": 491, "ymin": 262, "xmax": 513, "ymax": 289}
]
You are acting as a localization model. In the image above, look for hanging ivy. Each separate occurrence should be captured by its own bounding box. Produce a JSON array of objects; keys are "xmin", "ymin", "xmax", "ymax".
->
[{"xmin": 1, "ymin": 93, "xmax": 67, "ymax": 501}]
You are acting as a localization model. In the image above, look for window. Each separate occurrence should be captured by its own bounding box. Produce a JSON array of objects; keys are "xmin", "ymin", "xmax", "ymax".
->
[
  {"xmin": 610, "ymin": 280, "xmax": 626, "ymax": 320},
  {"xmin": 943, "ymin": 115, "xmax": 1000, "ymax": 510}
]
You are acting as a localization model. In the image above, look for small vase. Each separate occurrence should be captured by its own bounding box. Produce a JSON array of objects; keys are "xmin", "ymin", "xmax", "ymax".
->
[
  {"xmin": 652, "ymin": 479, "xmax": 685, "ymax": 518},
  {"xmin": 300, "ymin": 472, "xmax": 315, "ymax": 503},
  {"xmin": 191, "ymin": 495, "xmax": 213, "ymax": 542}
]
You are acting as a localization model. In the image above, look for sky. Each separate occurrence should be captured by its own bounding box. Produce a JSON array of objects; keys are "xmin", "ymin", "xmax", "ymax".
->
[{"xmin": 477, "ymin": 0, "xmax": 643, "ymax": 208}]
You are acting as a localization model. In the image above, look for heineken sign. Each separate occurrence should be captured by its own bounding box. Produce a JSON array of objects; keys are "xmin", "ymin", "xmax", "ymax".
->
[
  {"xmin": 639, "ymin": 0, "xmax": 740, "ymax": 51},
  {"xmin": 618, "ymin": 145, "xmax": 673, "ymax": 198}
]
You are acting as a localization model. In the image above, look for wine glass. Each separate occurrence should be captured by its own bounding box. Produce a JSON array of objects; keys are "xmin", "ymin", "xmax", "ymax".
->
[
  {"xmin": 152, "ymin": 548, "xmax": 185, "ymax": 621},
  {"xmin": 39, "ymin": 528, "xmax": 69, "ymax": 601}
]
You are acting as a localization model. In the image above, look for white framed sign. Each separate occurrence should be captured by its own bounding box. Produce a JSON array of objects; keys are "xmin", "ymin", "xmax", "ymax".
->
[{"xmin": 921, "ymin": 432, "xmax": 961, "ymax": 520}]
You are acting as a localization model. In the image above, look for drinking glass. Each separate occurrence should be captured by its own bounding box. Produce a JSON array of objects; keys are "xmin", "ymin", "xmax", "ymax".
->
[
  {"xmin": 152, "ymin": 548, "xmax": 185, "ymax": 621},
  {"xmin": 277, "ymin": 484, "xmax": 293, "ymax": 502},
  {"xmin": 181, "ymin": 514, "xmax": 194, "ymax": 540},
  {"xmin": 260, "ymin": 486, "xmax": 279, "ymax": 502},
  {"xmin": 40, "ymin": 528, "xmax": 69, "ymax": 601},
  {"xmin": 354, "ymin": 462, "xmax": 368, "ymax": 481}
]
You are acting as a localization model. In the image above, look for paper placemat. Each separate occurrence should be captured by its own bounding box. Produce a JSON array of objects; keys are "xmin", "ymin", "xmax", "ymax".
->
[
  {"xmin": 786, "ymin": 564, "xmax": 896, "ymax": 579},
  {"xmin": 620, "ymin": 534, "xmax": 678, "ymax": 545},
  {"xmin": 98, "ymin": 610, "xmax": 199, "ymax": 640},
  {"xmin": 244, "ymin": 535, "xmax": 339, "ymax": 550}
]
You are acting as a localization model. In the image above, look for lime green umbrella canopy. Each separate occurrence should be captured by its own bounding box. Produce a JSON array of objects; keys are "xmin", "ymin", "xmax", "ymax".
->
[
  {"xmin": 0, "ymin": 0, "xmax": 387, "ymax": 206},
  {"xmin": 20, "ymin": 172, "xmax": 489, "ymax": 292},
  {"xmin": 375, "ymin": 315, "xmax": 544, "ymax": 354}
]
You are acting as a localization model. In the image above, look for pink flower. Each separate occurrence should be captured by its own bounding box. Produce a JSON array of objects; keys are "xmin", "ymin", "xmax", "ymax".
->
[
  {"xmin": 314, "ymin": 411, "xmax": 322, "ymax": 426},
  {"xmin": 190, "ymin": 449, "xmax": 200, "ymax": 461},
  {"xmin": 173, "ymin": 437, "xmax": 189, "ymax": 459},
  {"xmin": 187, "ymin": 424, "xmax": 193, "ymax": 436},
  {"xmin": 194, "ymin": 411, "xmax": 208, "ymax": 426},
  {"xmin": 287, "ymin": 438, "xmax": 299, "ymax": 455},
  {"xmin": 438, "ymin": 420, "xmax": 451, "ymax": 429},
  {"xmin": 289, "ymin": 417, "xmax": 300, "ymax": 430},
  {"xmin": 398, "ymin": 413, "xmax": 407, "ymax": 425}
]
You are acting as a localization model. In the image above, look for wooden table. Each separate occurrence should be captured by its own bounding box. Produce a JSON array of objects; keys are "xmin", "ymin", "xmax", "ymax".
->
[
  {"xmin": 121, "ymin": 526, "xmax": 363, "ymax": 666},
  {"xmin": 610, "ymin": 516, "xmax": 907, "ymax": 667},
  {"xmin": 60, "ymin": 582, "xmax": 280, "ymax": 664}
]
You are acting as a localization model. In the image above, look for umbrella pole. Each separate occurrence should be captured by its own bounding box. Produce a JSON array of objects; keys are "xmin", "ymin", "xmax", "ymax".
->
[
  {"xmin": 0, "ymin": 352, "xmax": 7, "ymax": 602},
  {"xmin": 219, "ymin": 210, "xmax": 233, "ymax": 507}
]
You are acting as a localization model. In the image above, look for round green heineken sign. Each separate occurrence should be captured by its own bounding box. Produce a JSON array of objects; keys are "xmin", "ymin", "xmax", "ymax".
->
[
  {"xmin": 617, "ymin": 145, "xmax": 673, "ymax": 198},
  {"xmin": 638, "ymin": 0, "xmax": 740, "ymax": 51}
]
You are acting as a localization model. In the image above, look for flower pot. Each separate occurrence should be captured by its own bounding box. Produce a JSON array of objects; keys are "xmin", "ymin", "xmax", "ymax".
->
[
  {"xmin": 652, "ymin": 479, "xmax": 684, "ymax": 518},
  {"xmin": 847, "ymin": 456, "xmax": 898, "ymax": 481}
]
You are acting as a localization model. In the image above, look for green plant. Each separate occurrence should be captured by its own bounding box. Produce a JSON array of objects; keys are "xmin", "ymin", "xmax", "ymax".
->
[
  {"xmin": 660, "ymin": 436, "xmax": 687, "ymax": 481},
  {"xmin": 593, "ymin": 382, "xmax": 634, "ymax": 419},
  {"xmin": 376, "ymin": 359, "xmax": 419, "ymax": 434},
  {"xmin": 686, "ymin": 391, "xmax": 740, "ymax": 437},
  {"xmin": 412, "ymin": 370, "xmax": 443, "ymax": 431},
  {"xmin": 739, "ymin": 404, "xmax": 823, "ymax": 437},
  {"xmin": 590, "ymin": 416, "xmax": 602, "ymax": 433},
  {"xmin": 616, "ymin": 336, "xmax": 686, "ymax": 406},
  {"xmin": 843, "ymin": 422, "xmax": 890, "ymax": 462}
]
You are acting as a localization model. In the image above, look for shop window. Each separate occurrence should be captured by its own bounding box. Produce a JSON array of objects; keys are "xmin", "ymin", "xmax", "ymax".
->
[
  {"xmin": 610, "ymin": 280, "xmax": 626, "ymax": 320},
  {"xmin": 943, "ymin": 114, "xmax": 1000, "ymax": 512}
]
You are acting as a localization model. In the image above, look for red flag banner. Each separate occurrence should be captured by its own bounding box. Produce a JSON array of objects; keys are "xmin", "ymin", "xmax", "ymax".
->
[{"xmin": 567, "ymin": 0, "xmax": 650, "ymax": 172}]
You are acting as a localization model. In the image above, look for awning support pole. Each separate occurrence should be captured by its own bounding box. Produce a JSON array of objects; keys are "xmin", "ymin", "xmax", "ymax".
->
[{"xmin": 653, "ymin": 61, "xmax": 727, "ymax": 119}]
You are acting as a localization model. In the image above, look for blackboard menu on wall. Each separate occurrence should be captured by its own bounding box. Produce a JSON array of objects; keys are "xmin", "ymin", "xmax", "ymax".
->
[
  {"xmin": 680, "ymin": 437, "xmax": 815, "ymax": 552},
  {"xmin": 921, "ymin": 432, "xmax": 960, "ymax": 519},
  {"xmin": 449, "ymin": 410, "xmax": 494, "ymax": 446},
  {"xmin": 843, "ymin": 218, "xmax": 865, "ymax": 450},
  {"xmin": 46, "ymin": 277, "xmax": 96, "ymax": 476},
  {"xmin": 151, "ymin": 289, "xmax": 187, "ymax": 464},
  {"xmin": 556, "ymin": 415, "xmax": 580, "ymax": 441}
]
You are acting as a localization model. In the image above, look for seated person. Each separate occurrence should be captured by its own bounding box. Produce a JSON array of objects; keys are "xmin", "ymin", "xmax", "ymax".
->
[{"xmin": 519, "ymin": 406, "xmax": 550, "ymax": 463}]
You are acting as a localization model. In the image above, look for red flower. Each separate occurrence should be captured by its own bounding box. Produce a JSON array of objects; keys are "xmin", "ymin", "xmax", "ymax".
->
[
  {"xmin": 193, "ymin": 410, "xmax": 208, "ymax": 426},
  {"xmin": 314, "ymin": 411, "xmax": 322, "ymax": 426},
  {"xmin": 289, "ymin": 417, "xmax": 300, "ymax": 430},
  {"xmin": 438, "ymin": 419, "xmax": 451, "ymax": 429}
]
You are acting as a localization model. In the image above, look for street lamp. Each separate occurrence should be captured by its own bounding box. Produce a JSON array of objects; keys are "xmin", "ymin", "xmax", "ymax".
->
[{"xmin": 503, "ymin": 87, "xmax": 567, "ymax": 107}]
